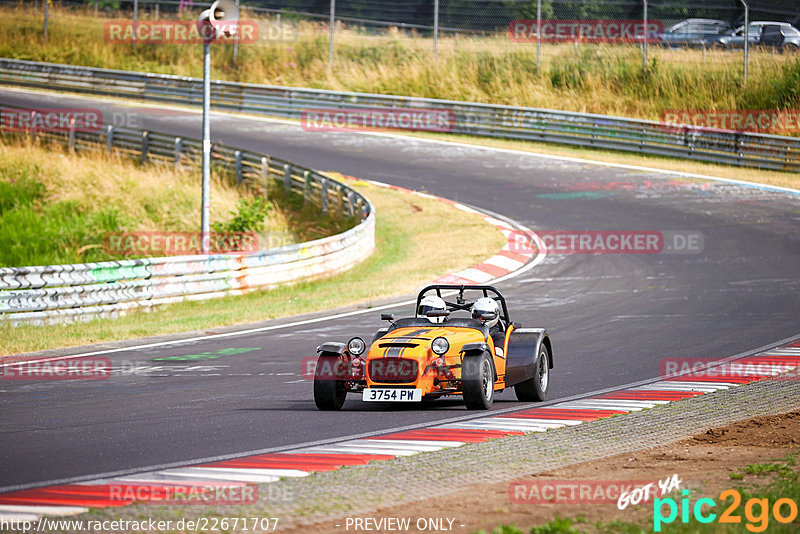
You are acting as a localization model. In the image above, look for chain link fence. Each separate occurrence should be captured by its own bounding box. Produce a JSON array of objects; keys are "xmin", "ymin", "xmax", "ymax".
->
[
  {"xmin": 13, "ymin": 1, "xmax": 800, "ymax": 53},
  {"xmin": 4, "ymin": 1, "xmax": 800, "ymax": 132}
]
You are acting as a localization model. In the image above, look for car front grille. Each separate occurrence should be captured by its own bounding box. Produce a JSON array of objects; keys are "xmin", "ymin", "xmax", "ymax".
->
[{"xmin": 368, "ymin": 358, "xmax": 419, "ymax": 383}]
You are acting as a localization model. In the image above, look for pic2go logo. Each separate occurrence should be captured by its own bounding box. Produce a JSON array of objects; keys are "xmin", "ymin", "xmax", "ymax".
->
[{"xmin": 654, "ymin": 489, "xmax": 798, "ymax": 532}]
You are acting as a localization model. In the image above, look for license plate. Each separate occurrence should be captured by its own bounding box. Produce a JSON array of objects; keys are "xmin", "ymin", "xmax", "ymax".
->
[{"xmin": 362, "ymin": 388, "xmax": 422, "ymax": 402}]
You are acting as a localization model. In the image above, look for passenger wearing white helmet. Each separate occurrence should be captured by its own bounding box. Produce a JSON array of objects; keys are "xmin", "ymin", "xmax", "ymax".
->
[{"xmin": 418, "ymin": 295, "xmax": 448, "ymax": 323}]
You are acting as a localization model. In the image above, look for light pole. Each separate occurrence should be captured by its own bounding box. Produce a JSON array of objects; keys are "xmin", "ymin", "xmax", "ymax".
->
[
  {"xmin": 43, "ymin": 0, "xmax": 49, "ymax": 44},
  {"xmin": 329, "ymin": 0, "xmax": 335, "ymax": 69},
  {"xmin": 642, "ymin": 0, "xmax": 648, "ymax": 73},
  {"xmin": 433, "ymin": 0, "xmax": 439, "ymax": 61},
  {"xmin": 233, "ymin": 0, "xmax": 239, "ymax": 62},
  {"xmin": 740, "ymin": 0, "xmax": 749, "ymax": 84},
  {"xmin": 198, "ymin": 0, "xmax": 239, "ymax": 254},
  {"xmin": 201, "ymin": 40, "xmax": 211, "ymax": 254},
  {"xmin": 536, "ymin": 0, "xmax": 541, "ymax": 68}
]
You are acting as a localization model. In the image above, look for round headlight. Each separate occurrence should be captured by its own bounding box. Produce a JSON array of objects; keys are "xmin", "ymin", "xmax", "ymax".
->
[
  {"xmin": 347, "ymin": 337, "xmax": 366, "ymax": 356},
  {"xmin": 431, "ymin": 337, "xmax": 449, "ymax": 356}
]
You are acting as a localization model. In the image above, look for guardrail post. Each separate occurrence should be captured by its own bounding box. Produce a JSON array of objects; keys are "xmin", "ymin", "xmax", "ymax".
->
[
  {"xmin": 284, "ymin": 163, "xmax": 292, "ymax": 194},
  {"xmin": 303, "ymin": 170, "xmax": 311, "ymax": 204},
  {"xmin": 356, "ymin": 197, "xmax": 364, "ymax": 220},
  {"xmin": 141, "ymin": 131, "xmax": 150, "ymax": 164},
  {"xmin": 321, "ymin": 178, "xmax": 329, "ymax": 214},
  {"xmin": 106, "ymin": 125, "xmax": 114, "ymax": 153},
  {"xmin": 68, "ymin": 117, "xmax": 76, "ymax": 153},
  {"xmin": 261, "ymin": 156, "xmax": 269, "ymax": 198},
  {"xmin": 29, "ymin": 111, "xmax": 37, "ymax": 143},
  {"xmin": 337, "ymin": 184, "xmax": 344, "ymax": 216},
  {"xmin": 347, "ymin": 191, "xmax": 355, "ymax": 218},
  {"xmin": 235, "ymin": 150, "xmax": 243, "ymax": 183},
  {"xmin": 174, "ymin": 137, "xmax": 182, "ymax": 170}
]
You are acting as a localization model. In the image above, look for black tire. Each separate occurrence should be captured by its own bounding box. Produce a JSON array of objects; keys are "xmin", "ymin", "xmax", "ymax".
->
[
  {"xmin": 313, "ymin": 355, "xmax": 347, "ymax": 410},
  {"xmin": 515, "ymin": 344, "xmax": 550, "ymax": 402},
  {"xmin": 462, "ymin": 352, "xmax": 494, "ymax": 410}
]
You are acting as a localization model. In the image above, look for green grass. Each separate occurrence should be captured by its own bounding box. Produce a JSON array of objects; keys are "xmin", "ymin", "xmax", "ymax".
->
[
  {"xmin": 0, "ymin": 139, "xmax": 353, "ymax": 267},
  {"xmin": 3, "ymin": 5, "xmax": 800, "ymax": 122}
]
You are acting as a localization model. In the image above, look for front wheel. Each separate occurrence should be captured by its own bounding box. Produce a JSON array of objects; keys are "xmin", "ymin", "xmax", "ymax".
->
[
  {"xmin": 462, "ymin": 353, "xmax": 494, "ymax": 410},
  {"xmin": 515, "ymin": 344, "xmax": 550, "ymax": 402},
  {"xmin": 314, "ymin": 355, "xmax": 348, "ymax": 410}
]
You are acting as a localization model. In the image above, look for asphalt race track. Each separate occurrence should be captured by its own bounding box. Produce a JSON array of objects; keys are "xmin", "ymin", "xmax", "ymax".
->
[{"xmin": 1, "ymin": 89, "xmax": 799, "ymax": 491}]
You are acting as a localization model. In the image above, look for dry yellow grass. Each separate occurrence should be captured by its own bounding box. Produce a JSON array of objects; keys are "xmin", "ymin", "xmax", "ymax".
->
[
  {"xmin": 2, "ymin": 5, "xmax": 798, "ymax": 121},
  {"xmin": 1, "ymin": 142, "xmax": 242, "ymax": 230}
]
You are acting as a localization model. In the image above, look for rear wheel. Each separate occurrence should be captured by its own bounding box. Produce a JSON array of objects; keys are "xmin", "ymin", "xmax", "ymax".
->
[
  {"xmin": 463, "ymin": 353, "xmax": 494, "ymax": 410},
  {"xmin": 313, "ymin": 355, "xmax": 347, "ymax": 410},
  {"xmin": 515, "ymin": 344, "xmax": 550, "ymax": 402}
]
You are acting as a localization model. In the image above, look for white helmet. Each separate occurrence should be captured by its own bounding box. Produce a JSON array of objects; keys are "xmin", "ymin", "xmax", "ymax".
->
[
  {"xmin": 471, "ymin": 297, "xmax": 500, "ymax": 328},
  {"xmin": 418, "ymin": 295, "xmax": 448, "ymax": 323}
]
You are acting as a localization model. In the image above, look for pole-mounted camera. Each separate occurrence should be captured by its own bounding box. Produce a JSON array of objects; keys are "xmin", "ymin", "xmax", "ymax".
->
[{"xmin": 197, "ymin": 0, "xmax": 239, "ymax": 43}]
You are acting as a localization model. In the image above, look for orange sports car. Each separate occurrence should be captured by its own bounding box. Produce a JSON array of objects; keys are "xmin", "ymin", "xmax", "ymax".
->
[{"xmin": 313, "ymin": 284, "xmax": 552, "ymax": 410}]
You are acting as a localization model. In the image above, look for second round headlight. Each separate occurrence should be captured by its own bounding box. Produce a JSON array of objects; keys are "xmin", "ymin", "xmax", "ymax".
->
[
  {"xmin": 431, "ymin": 336, "xmax": 449, "ymax": 356},
  {"xmin": 348, "ymin": 337, "xmax": 366, "ymax": 356}
]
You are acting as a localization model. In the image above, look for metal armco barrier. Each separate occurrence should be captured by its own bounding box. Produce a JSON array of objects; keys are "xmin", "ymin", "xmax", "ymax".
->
[
  {"xmin": 0, "ymin": 108, "xmax": 375, "ymax": 325},
  {"xmin": 1, "ymin": 58, "xmax": 799, "ymax": 172}
]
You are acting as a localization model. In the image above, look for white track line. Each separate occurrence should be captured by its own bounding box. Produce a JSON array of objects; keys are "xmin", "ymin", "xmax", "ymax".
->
[
  {"xmin": 0, "ymin": 505, "xmax": 88, "ymax": 516},
  {"xmin": 363, "ymin": 439, "xmax": 466, "ymax": 448},
  {"xmin": 341, "ymin": 440, "xmax": 446, "ymax": 452},
  {"xmin": 294, "ymin": 446, "xmax": 420, "ymax": 456}
]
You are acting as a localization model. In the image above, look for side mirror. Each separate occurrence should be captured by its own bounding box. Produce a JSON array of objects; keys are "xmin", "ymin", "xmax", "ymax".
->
[{"xmin": 381, "ymin": 313, "xmax": 395, "ymax": 322}]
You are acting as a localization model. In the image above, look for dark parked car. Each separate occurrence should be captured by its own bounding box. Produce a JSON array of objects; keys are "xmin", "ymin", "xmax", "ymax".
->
[
  {"xmin": 659, "ymin": 19, "xmax": 732, "ymax": 48},
  {"xmin": 760, "ymin": 24, "xmax": 800, "ymax": 51},
  {"xmin": 715, "ymin": 22, "xmax": 800, "ymax": 50}
]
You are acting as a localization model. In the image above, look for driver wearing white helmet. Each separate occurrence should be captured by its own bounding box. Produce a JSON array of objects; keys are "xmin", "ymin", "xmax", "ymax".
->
[{"xmin": 418, "ymin": 295, "xmax": 448, "ymax": 323}]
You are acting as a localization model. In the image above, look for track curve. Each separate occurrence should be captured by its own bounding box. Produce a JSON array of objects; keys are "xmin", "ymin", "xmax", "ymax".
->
[{"xmin": 1, "ymin": 88, "xmax": 799, "ymax": 490}]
